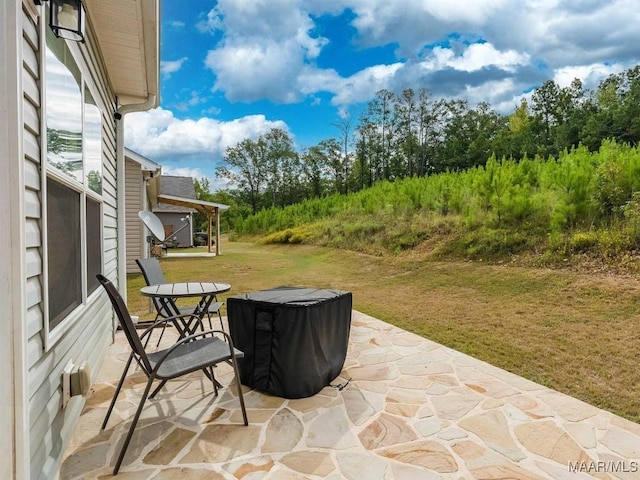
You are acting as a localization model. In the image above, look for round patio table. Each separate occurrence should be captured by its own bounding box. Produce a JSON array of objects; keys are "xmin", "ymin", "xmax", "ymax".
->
[{"xmin": 141, "ymin": 282, "xmax": 230, "ymax": 337}]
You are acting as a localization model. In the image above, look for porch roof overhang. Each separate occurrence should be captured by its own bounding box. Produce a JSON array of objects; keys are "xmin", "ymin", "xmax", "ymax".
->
[
  {"xmin": 84, "ymin": 0, "xmax": 160, "ymax": 108},
  {"xmin": 157, "ymin": 194, "xmax": 230, "ymax": 216},
  {"xmin": 157, "ymin": 194, "xmax": 229, "ymax": 255}
]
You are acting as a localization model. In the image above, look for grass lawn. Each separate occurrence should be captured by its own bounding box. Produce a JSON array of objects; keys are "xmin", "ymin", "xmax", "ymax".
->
[{"xmin": 127, "ymin": 238, "xmax": 640, "ymax": 423}]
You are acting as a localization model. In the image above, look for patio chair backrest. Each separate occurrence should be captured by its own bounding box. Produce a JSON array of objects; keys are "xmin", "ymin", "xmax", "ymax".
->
[
  {"xmin": 136, "ymin": 257, "xmax": 167, "ymax": 286},
  {"xmin": 136, "ymin": 257, "xmax": 174, "ymax": 317},
  {"xmin": 96, "ymin": 274, "xmax": 152, "ymax": 372}
]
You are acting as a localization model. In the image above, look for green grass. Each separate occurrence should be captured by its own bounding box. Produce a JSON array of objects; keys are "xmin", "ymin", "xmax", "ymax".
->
[{"xmin": 127, "ymin": 238, "xmax": 640, "ymax": 423}]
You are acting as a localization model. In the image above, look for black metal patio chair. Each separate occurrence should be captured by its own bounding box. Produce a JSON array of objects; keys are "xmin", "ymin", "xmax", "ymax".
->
[
  {"xmin": 96, "ymin": 274, "xmax": 248, "ymax": 475},
  {"xmin": 136, "ymin": 257, "xmax": 225, "ymax": 345}
]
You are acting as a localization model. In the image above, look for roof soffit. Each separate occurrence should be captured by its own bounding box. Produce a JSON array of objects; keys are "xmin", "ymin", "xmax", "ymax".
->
[{"xmin": 83, "ymin": 0, "xmax": 159, "ymax": 106}]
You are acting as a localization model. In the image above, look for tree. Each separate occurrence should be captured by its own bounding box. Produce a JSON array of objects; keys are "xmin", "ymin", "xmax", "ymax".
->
[
  {"xmin": 416, "ymin": 89, "xmax": 445, "ymax": 176},
  {"xmin": 366, "ymin": 89, "xmax": 395, "ymax": 180},
  {"xmin": 193, "ymin": 178, "xmax": 249, "ymax": 233},
  {"xmin": 333, "ymin": 117, "xmax": 353, "ymax": 194},
  {"xmin": 531, "ymin": 80, "xmax": 561, "ymax": 152},
  {"xmin": 216, "ymin": 137, "xmax": 268, "ymax": 215},
  {"xmin": 194, "ymin": 178, "xmax": 210, "ymax": 200},
  {"xmin": 467, "ymin": 102, "xmax": 504, "ymax": 167},
  {"xmin": 495, "ymin": 98, "xmax": 536, "ymax": 159},
  {"xmin": 216, "ymin": 128, "xmax": 303, "ymax": 213},
  {"xmin": 317, "ymin": 138, "xmax": 344, "ymax": 194},
  {"xmin": 300, "ymin": 146, "xmax": 329, "ymax": 198},
  {"xmin": 393, "ymin": 88, "xmax": 419, "ymax": 177},
  {"xmin": 435, "ymin": 99, "xmax": 469, "ymax": 172},
  {"xmin": 355, "ymin": 115, "xmax": 378, "ymax": 187},
  {"xmin": 262, "ymin": 128, "xmax": 299, "ymax": 207}
]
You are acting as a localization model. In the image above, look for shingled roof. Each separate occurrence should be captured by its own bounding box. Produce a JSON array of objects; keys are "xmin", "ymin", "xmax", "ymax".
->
[{"xmin": 153, "ymin": 176, "xmax": 197, "ymax": 212}]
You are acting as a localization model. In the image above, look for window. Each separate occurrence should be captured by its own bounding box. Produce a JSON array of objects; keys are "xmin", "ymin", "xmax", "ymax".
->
[
  {"xmin": 45, "ymin": 24, "xmax": 82, "ymax": 183},
  {"xmin": 86, "ymin": 197, "xmax": 102, "ymax": 295},
  {"xmin": 46, "ymin": 178, "xmax": 82, "ymax": 329},
  {"xmin": 44, "ymin": 15, "xmax": 103, "ymax": 343},
  {"xmin": 84, "ymin": 87, "xmax": 102, "ymax": 194}
]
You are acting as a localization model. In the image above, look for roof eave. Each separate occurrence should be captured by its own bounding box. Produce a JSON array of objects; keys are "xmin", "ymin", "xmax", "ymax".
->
[
  {"xmin": 84, "ymin": 0, "xmax": 160, "ymax": 110},
  {"xmin": 157, "ymin": 194, "xmax": 230, "ymax": 213}
]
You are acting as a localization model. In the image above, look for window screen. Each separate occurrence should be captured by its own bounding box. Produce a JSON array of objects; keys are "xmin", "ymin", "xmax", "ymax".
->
[
  {"xmin": 86, "ymin": 197, "xmax": 101, "ymax": 294},
  {"xmin": 47, "ymin": 177, "xmax": 82, "ymax": 329}
]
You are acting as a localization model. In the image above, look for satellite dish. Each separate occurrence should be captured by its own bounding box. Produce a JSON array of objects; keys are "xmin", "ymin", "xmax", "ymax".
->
[{"xmin": 138, "ymin": 210, "xmax": 165, "ymax": 241}]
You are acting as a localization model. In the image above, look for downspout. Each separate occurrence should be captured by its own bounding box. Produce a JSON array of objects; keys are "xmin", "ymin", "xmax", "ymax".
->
[{"xmin": 115, "ymin": 95, "xmax": 156, "ymax": 299}]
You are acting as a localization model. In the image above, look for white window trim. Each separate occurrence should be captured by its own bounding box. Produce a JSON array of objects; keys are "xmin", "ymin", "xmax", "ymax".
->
[{"xmin": 41, "ymin": 22, "xmax": 104, "ymax": 351}]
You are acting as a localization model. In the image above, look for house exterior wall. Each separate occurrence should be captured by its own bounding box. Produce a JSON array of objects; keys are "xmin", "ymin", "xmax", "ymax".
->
[
  {"xmin": 155, "ymin": 212, "xmax": 194, "ymax": 248},
  {"xmin": 125, "ymin": 158, "xmax": 144, "ymax": 273},
  {"xmin": 1, "ymin": 2, "xmax": 120, "ymax": 478}
]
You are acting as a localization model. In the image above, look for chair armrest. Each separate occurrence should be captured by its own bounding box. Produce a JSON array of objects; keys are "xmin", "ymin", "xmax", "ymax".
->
[{"xmin": 178, "ymin": 328, "xmax": 234, "ymax": 346}]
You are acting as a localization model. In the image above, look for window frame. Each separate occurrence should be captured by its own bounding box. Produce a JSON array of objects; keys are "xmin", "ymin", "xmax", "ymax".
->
[{"xmin": 41, "ymin": 18, "xmax": 104, "ymax": 351}]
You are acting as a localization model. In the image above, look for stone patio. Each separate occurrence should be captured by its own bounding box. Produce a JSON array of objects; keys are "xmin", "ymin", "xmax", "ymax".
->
[{"xmin": 60, "ymin": 311, "xmax": 640, "ymax": 479}]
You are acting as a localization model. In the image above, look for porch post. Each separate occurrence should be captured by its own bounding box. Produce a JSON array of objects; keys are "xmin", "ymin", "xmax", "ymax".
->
[
  {"xmin": 215, "ymin": 208, "xmax": 221, "ymax": 256},
  {"xmin": 207, "ymin": 213, "xmax": 212, "ymax": 254}
]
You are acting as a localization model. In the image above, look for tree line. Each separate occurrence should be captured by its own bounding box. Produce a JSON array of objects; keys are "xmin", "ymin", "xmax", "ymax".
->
[
  {"xmin": 212, "ymin": 65, "xmax": 640, "ymax": 216},
  {"xmin": 230, "ymin": 141, "xmax": 640, "ymax": 263}
]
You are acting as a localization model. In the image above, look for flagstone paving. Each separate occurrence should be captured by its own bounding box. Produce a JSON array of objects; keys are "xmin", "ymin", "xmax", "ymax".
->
[{"xmin": 60, "ymin": 311, "xmax": 640, "ymax": 479}]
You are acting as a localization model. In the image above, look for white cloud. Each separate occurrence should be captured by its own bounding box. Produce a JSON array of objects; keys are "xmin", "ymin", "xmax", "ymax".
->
[
  {"xmin": 424, "ymin": 0, "xmax": 510, "ymax": 23},
  {"xmin": 197, "ymin": 0, "xmax": 640, "ymax": 114},
  {"xmin": 124, "ymin": 106, "xmax": 288, "ymax": 191},
  {"xmin": 203, "ymin": 0, "xmax": 329, "ymax": 103},
  {"xmin": 160, "ymin": 57, "xmax": 188, "ymax": 79},
  {"xmin": 174, "ymin": 90, "xmax": 209, "ymax": 112},
  {"xmin": 462, "ymin": 78, "xmax": 522, "ymax": 112},
  {"xmin": 137, "ymin": 0, "xmax": 640, "ymax": 175},
  {"xmin": 553, "ymin": 63, "xmax": 626, "ymax": 90},
  {"xmin": 295, "ymin": 42, "xmax": 527, "ymax": 111},
  {"xmin": 206, "ymin": 39, "xmax": 308, "ymax": 103},
  {"xmin": 196, "ymin": 8, "xmax": 223, "ymax": 33},
  {"xmin": 427, "ymin": 43, "xmax": 529, "ymax": 73},
  {"xmin": 346, "ymin": 0, "xmax": 511, "ymax": 55},
  {"xmin": 124, "ymin": 107, "xmax": 288, "ymax": 162},
  {"xmin": 329, "ymin": 63, "xmax": 404, "ymax": 106},
  {"xmin": 162, "ymin": 166, "xmax": 207, "ymax": 180}
]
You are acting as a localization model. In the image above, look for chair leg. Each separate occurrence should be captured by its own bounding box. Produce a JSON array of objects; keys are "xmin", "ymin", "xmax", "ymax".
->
[
  {"xmin": 155, "ymin": 322, "xmax": 168, "ymax": 347},
  {"xmin": 113, "ymin": 374, "xmax": 156, "ymax": 475},
  {"xmin": 231, "ymin": 360, "xmax": 248, "ymax": 426},
  {"xmin": 142, "ymin": 314, "xmax": 161, "ymax": 349},
  {"xmin": 149, "ymin": 379, "xmax": 167, "ymax": 399},
  {"xmin": 102, "ymin": 352, "xmax": 134, "ymax": 430},
  {"xmin": 210, "ymin": 366, "xmax": 218, "ymax": 396}
]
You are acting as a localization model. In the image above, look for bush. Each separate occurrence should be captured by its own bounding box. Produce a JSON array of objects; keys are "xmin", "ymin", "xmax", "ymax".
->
[{"xmin": 569, "ymin": 232, "xmax": 598, "ymax": 253}]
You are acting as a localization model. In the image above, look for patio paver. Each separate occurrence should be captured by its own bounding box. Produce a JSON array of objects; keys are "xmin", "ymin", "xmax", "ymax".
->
[{"xmin": 60, "ymin": 311, "xmax": 640, "ymax": 479}]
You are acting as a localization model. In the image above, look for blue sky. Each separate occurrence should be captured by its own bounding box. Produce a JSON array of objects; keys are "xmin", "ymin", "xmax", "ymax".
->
[{"xmin": 125, "ymin": 0, "xmax": 640, "ymax": 189}]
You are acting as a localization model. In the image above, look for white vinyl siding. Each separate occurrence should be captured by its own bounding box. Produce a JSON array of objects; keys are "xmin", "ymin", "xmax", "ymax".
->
[
  {"xmin": 21, "ymin": 6, "xmax": 117, "ymax": 479},
  {"xmin": 125, "ymin": 158, "xmax": 144, "ymax": 273}
]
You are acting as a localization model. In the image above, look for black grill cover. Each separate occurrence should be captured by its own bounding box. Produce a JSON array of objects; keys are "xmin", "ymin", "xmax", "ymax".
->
[{"xmin": 227, "ymin": 286, "xmax": 352, "ymax": 398}]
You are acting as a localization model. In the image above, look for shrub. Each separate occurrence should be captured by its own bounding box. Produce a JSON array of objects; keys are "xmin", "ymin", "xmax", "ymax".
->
[{"xmin": 569, "ymin": 232, "xmax": 598, "ymax": 253}]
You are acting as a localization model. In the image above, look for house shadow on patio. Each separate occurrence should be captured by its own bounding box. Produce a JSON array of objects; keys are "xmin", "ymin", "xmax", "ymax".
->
[{"xmin": 60, "ymin": 311, "xmax": 640, "ymax": 479}]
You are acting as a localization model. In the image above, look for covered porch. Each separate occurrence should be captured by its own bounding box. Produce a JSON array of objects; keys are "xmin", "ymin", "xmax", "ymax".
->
[{"xmin": 156, "ymin": 194, "xmax": 229, "ymax": 256}]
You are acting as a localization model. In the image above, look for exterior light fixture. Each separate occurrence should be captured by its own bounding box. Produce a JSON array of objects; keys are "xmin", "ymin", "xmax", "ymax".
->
[{"xmin": 48, "ymin": 0, "xmax": 86, "ymax": 43}]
